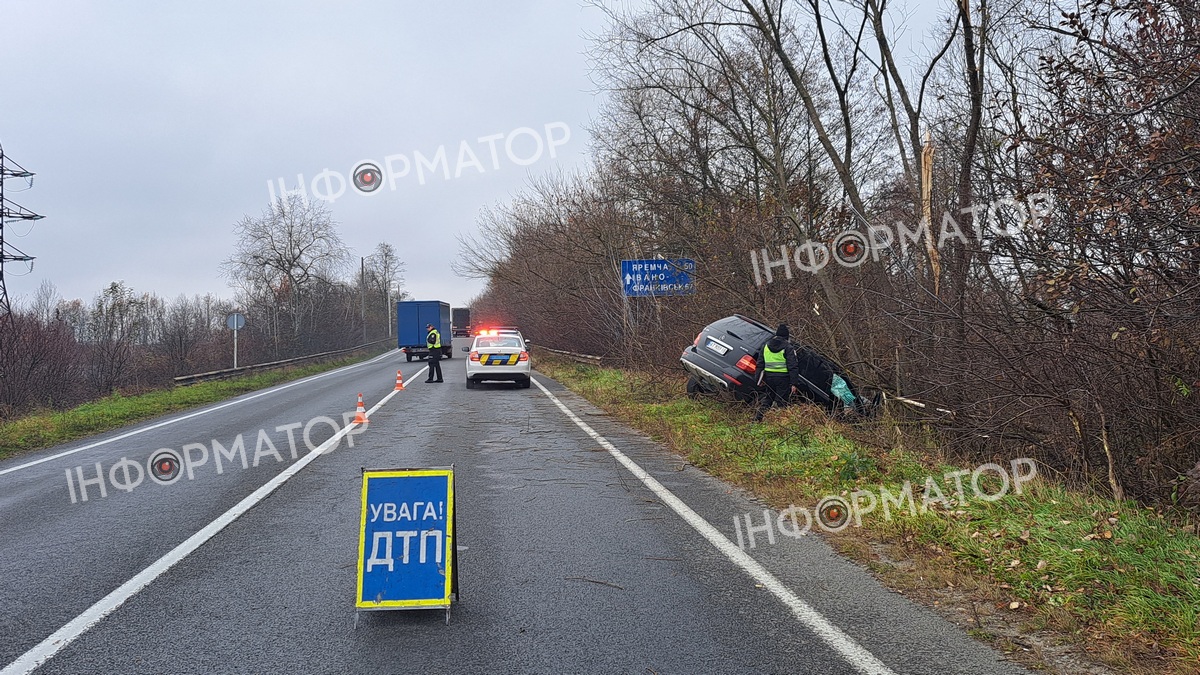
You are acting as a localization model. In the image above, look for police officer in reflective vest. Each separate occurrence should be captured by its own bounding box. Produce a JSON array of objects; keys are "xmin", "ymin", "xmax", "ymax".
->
[
  {"xmin": 424, "ymin": 323, "xmax": 444, "ymax": 383},
  {"xmin": 753, "ymin": 324, "xmax": 800, "ymax": 421}
]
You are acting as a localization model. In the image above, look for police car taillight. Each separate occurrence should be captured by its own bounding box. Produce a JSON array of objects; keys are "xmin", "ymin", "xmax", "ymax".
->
[
  {"xmin": 518, "ymin": 351, "xmax": 529, "ymax": 362},
  {"xmin": 735, "ymin": 354, "xmax": 756, "ymax": 374},
  {"xmin": 469, "ymin": 351, "xmax": 480, "ymax": 361}
]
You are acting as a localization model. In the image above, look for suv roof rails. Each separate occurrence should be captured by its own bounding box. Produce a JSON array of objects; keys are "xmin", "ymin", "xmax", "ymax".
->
[{"xmin": 732, "ymin": 314, "xmax": 773, "ymax": 332}]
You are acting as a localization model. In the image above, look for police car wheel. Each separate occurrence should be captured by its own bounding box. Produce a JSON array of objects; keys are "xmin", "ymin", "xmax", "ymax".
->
[
  {"xmin": 465, "ymin": 377, "xmax": 475, "ymax": 389},
  {"xmin": 519, "ymin": 377, "xmax": 531, "ymax": 389}
]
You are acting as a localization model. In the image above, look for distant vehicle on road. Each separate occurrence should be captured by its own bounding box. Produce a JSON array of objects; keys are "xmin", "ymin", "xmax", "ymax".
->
[
  {"xmin": 463, "ymin": 333, "xmax": 531, "ymax": 389},
  {"xmin": 451, "ymin": 307, "xmax": 471, "ymax": 337},
  {"xmin": 680, "ymin": 314, "xmax": 872, "ymax": 414},
  {"xmin": 396, "ymin": 300, "xmax": 453, "ymax": 362}
]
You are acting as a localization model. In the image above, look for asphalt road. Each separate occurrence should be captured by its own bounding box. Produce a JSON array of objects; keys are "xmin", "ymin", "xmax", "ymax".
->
[{"xmin": 0, "ymin": 341, "xmax": 1029, "ymax": 674}]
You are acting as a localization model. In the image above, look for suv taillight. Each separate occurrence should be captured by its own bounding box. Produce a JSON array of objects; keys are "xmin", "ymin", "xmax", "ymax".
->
[
  {"xmin": 693, "ymin": 332, "xmax": 702, "ymax": 347},
  {"xmin": 735, "ymin": 354, "xmax": 756, "ymax": 374}
]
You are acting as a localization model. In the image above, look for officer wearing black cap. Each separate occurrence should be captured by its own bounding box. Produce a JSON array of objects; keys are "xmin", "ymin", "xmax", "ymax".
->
[
  {"xmin": 753, "ymin": 323, "xmax": 800, "ymax": 421},
  {"xmin": 424, "ymin": 323, "xmax": 444, "ymax": 383}
]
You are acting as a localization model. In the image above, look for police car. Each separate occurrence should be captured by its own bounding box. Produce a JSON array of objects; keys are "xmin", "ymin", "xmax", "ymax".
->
[{"xmin": 463, "ymin": 333, "xmax": 531, "ymax": 389}]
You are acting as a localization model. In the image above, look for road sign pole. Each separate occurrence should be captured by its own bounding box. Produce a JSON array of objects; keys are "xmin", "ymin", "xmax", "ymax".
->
[{"xmin": 227, "ymin": 312, "xmax": 246, "ymax": 369}]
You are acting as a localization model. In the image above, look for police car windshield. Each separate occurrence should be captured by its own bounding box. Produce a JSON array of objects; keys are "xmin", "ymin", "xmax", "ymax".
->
[{"xmin": 476, "ymin": 337, "xmax": 523, "ymax": 348}]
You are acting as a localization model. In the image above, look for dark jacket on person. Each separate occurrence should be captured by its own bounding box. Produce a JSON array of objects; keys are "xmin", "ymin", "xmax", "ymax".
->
[
  {"xmin": 426, "ymin": 329, "xmax": 443, "ymax": 360},
  {"xmin": 754, "ymin": 336, "xmax": 800, "ymax": 387}
]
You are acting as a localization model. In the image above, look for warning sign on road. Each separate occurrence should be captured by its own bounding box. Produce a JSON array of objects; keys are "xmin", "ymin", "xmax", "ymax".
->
[{"xmin": 356, "ymin": 467, "xmax": 457, "ymax": 616}]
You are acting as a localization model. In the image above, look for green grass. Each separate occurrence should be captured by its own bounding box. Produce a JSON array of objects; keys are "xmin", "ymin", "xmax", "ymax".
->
[
  {"xmin": 0, "ymin": 348, "xmax": 388, "ymax": 461},
  {"xmin": 884, "ymin": 482, "xmax": 1200, "ymax": 653},
  {"xmin": 535, "ymin": 357, "xmax": 1200, "ymax": 671}
]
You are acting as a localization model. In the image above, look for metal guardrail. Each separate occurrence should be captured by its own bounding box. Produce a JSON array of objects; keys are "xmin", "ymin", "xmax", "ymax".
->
[
  {"xmin": 173, "ymin": 337, "xmax": 395, "ymax": 386},
  {"xmin": 531, "ymin": 345, "xmax": 605, "ymax": 365}
]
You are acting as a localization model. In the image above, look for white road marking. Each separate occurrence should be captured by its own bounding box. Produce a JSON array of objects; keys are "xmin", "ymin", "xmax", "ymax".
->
[
  {"xmin": 531, "ymin": 377, "xmax": 897, "ymax": 675},
  {"xmin": 0, "ymin": 349, "xmax": 402, "ymax": 478},
  {"xmin": 384, "ymin": 367, "xmax": 427, "ymax": 402},
  {"xmin": 0, "ymin": 384, "xmax": 408, "ymax": 675}
]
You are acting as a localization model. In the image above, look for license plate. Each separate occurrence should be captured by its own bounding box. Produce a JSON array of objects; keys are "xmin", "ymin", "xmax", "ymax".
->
[{"xmin": 705, "ymin": 339, "xmax": 729, "ymax": 356}]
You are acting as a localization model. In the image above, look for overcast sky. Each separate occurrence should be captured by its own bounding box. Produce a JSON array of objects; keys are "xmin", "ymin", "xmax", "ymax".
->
[
  {"xmin": 1, "ymin": 1, "xmax": 607, "ymax": 309},
  {"xmin": 1, "ymin": 1, "xmax": 946, "ymax": 311}
]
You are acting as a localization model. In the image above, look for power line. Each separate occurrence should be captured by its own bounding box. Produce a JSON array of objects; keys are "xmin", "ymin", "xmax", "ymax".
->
[{"xmin": 0, "ymin": 141, "xmax": 45, "ymax": 333}]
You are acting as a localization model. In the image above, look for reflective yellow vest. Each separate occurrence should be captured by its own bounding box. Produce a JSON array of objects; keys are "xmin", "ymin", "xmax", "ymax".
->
[
  {"xmin": 427, "ymin": 329, "xmax": 442, "ymax": 349},
  {"xmin": 763, "ymin": 344, "xmax": 788, "ymax": 373}
]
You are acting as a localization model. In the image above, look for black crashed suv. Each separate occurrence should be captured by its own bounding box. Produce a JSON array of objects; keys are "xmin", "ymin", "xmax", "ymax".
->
[{"xmin": 680, "ymin": 314, "xmax": 872, "ymax": 414}]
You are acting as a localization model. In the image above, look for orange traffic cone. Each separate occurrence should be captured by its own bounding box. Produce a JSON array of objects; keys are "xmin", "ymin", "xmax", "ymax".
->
[
  {"xmin": 394, "ymin": 370, "xmax": 405, "ymax": 391},
  {"xmin": 353, "ymin": 393, "xmax": 368, "ymax": 424}
]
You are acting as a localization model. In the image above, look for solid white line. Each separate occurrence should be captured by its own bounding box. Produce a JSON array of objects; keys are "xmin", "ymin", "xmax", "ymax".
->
[
  {"xmin": 0, "ymin": 381, "xmax": 407, "ymax": 675},
  {"xmin": 0, "ymin": 349, "xmax": 401, "ymax": 478},
  {"xmin": 531, "ymin": 377, "xmax": 897, "ymax": 675},
  {"xmin": 367, "ymin": 365, "xmax": 429, "ymax": 413}
]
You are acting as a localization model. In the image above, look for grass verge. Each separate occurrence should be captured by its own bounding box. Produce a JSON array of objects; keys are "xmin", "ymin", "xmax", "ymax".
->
[
  {"xmin": 0, "ymin": 348, "xmax": 389, "ymax": 462},
  {"xmin": 535, "ymin": 357, "xmax": 1200, "ymax": 674}
]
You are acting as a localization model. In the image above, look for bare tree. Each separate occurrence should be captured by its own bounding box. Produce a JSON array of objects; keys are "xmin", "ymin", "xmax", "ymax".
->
[
  {"xmin": 366, "ymin": 242, "xmax": 408, "ymax": 335},
  {"xmin": 83, "ymin": 282, "xmax": 142, "ymax": 394},
  {"xmin": 222, "ymin": 195, "xmax": 350, "ymax": 352}
]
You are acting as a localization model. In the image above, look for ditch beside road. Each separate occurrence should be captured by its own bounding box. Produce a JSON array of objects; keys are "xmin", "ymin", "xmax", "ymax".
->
[{"xmin": 532, "ymin": 356, "xmax": 1200, "ymax": 674}]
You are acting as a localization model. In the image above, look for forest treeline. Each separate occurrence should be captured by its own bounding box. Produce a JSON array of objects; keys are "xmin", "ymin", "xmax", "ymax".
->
[
  {"xmin": 461, "ymin": 0, "xmax": 1200, "ymax": 507},
  {"xmin": 1, "ymin": 196, "xmax": 406, "ymax": 417}
]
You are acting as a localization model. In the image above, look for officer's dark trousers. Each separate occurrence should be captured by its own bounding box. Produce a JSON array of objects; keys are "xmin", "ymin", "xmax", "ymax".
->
[
  {"xmin": 426, "ymin": 352, "xmax": 443, "ymax": 382},
  {"xmin": 755, "ymin": 373, "xmax": 791, "ymax": 420}
]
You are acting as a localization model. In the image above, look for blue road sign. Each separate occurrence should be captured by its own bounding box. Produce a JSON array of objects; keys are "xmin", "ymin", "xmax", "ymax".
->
[
  {"xmin": 621, "ymin": 258, "xmax": 696, "ymax": 297},
  {"xmin": 356, "ymin": 468, "xmax": 456, "ymax": 610}
]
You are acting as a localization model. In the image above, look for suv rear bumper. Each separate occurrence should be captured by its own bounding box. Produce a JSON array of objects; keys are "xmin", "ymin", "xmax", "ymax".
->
[
  {"xmin": 681, "ymin": 349, "xmax": 757, "ymax": 400},
  {"xmin": 680, "ymin": 354, "xmax": 727, "ymax": 391}
]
